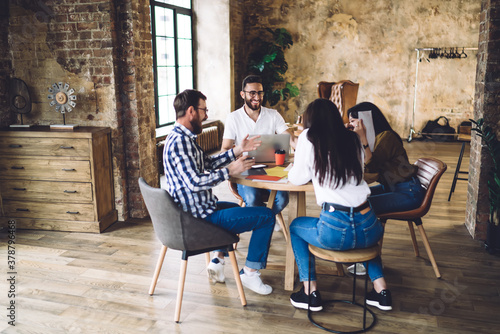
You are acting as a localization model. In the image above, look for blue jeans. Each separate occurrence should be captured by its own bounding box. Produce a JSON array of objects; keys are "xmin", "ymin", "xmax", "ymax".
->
[
  {"xmin": 237, "ymin": 184, "xmax": 289, "ymax": 215},
  {"xmin": 205, "ymin": 201, "xmax": 275, "ymax": 270},
  {"xmin": 368, "ymin": 177, "xmax": 425, "ymax": 215},
  {"xmin": 289, "ymin": 206, "xmax": 385, "ymax": 282}
]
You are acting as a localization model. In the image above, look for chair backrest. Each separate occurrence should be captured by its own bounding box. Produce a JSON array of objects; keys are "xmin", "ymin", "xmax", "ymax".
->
[
  {"xmin": 414, "ymin": 158, "xmax": 447, "ymax": 217},
  {"xmin": 317, "ymin": 80, "xmax": 359, "ymax": 123},
  {"xmin": 138, "ymin": 177, "xmax": 238, "ymax": 251}
]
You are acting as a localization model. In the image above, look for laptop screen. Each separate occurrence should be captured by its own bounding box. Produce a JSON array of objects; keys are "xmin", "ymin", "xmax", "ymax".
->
[{"xmin": 247, "ymin": 133, "xmax": 290, "ymax": 163}]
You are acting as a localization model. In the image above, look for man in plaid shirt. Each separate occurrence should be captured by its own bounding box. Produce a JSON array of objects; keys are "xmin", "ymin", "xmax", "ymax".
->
[{"xmin": 163, "ymin": 89, "xmax": 275, "ymax": 295}]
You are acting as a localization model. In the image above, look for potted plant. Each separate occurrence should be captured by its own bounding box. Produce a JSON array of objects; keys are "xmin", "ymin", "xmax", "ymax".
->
[
  {"xmin": 247, "ymin": 28, "xmax": 300, "ymax": 106},
  {"xmin": 470, "ymin": 118, "xmax": 500, "ymax": 254}
]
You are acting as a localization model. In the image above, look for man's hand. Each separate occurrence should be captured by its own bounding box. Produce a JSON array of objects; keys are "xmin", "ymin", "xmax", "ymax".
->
[
  {"xmin": 227, "ymin": 155, "xmax": 255, "ymax": 176},
  {"xmin": 232, "ymin": 134, "xmax": 261, "ymax": 157}
]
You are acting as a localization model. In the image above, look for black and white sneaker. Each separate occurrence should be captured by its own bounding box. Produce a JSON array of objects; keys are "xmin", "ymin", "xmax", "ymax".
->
[
  {"xmin": 366, "ymin": 289, "xmax": 392, "ymax": 311},
  {"xmin": 290, "ymin": 286, "xmax": 323, "ymax": 311},
  {"xmin": 207, "ymin": 257, "xmax": 225, "ymax": 283}
]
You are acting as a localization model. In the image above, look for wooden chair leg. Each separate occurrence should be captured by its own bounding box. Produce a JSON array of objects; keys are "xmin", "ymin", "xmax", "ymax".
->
[
  {"xmin": 149, "ymin": 245, "xmax": 167, "ymax": 295},
  {"xmin": 205, "ymin": 252, "xmax": 211, "ymax": 278},
  {"xmin": 174, "ymin": 259, "xmax": 188, "ymax": 323},
  {"xmin": 408, "ymin": 221, "xmax": 420, "ymax": 257},
  {"xmin": 417, "ymin": 224, "xmax": 441, "ymax": 279},
  {"xmin": 276, "ymin": 212, "xmax": 289, "ymax": 241},
  {"xmin": 228, "ymin": 251, "xmax": 247, "ymax": 306}
]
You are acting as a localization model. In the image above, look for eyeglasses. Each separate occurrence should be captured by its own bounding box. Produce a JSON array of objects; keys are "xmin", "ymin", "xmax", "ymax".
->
[
  {"xmin": 243, "ymin": 90, "xmax": 265, "ymax": 98},
  {"xmin": 197, "ymin": 107, "xmax": 208, "ymax": 113}
]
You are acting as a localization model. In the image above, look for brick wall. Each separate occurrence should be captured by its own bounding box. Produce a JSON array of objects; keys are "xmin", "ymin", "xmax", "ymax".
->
[
  {"xmin": 467, "ymin": 0, "xmax": 500, "ymax": 241},
  {"xmin": 0, "ymin": 2, "xmax": 13, "ymax": 126},
  {"xmin": 0, "ymin": 0, "xmax": 157, "ymax": 221},
  {"xmin": 115, "ymin": 0, "xmax": 157, "ymax": 219}
]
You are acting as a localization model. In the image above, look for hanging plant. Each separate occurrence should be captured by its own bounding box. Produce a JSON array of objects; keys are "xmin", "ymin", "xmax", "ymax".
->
[{"xmin": 247, "ymin": 28, "xmax": 300, "ymax": 106}]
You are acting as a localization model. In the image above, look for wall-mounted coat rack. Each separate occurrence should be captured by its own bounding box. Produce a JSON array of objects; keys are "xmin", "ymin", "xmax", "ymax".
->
[{"xmin": 408, "ymin": 47, "xmax": 478, "ymax": 142}]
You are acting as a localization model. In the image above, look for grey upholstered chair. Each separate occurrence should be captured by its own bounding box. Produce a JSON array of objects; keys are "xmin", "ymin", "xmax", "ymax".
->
[{"xmin": 138, "ymin": 177, "xmax": 247, "ymax": 323}]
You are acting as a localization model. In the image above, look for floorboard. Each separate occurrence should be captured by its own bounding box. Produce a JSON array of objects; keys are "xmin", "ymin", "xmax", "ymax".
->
[{"xmin": 1, "ymin": 140, "xmax": 499, "ymax": 333}]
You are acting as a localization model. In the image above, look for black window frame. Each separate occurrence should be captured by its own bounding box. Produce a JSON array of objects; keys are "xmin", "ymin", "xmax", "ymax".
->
[{"xmin": 150, "ymin": 0, "xmax": 195, "ymax": 129}]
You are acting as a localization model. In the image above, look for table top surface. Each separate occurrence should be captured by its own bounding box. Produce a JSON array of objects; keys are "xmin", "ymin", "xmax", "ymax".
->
[{"xmin": 229, "ymin": 161, "xmax": 314, "ymax": 192}]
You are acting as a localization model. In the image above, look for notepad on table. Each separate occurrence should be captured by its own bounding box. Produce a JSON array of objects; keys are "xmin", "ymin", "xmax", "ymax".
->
[{"xmin": 246, "ymin": 175, "xmax": 283, "ymax": 181}]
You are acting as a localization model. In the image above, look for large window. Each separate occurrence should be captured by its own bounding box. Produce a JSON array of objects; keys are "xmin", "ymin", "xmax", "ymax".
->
[{"xmin": 151, "ymin": 0, "xmax": 194, "ymax": 127}]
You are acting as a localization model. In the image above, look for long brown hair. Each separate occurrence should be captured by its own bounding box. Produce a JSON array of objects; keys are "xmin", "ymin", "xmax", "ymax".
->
[{"xmin": 303, "ymin": 99, "xmax": 363, "ymax": 188}]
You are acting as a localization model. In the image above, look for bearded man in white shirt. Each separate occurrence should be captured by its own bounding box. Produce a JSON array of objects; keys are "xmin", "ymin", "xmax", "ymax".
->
[{"xmin": 222, "ymin": 75, "xmax": 297, "ymax": 216}]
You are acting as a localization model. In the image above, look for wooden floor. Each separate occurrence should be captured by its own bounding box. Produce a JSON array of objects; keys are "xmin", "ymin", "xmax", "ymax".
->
[{"xmin": 1, "ymin": 140, "xmax": 499, "ymax": 333}]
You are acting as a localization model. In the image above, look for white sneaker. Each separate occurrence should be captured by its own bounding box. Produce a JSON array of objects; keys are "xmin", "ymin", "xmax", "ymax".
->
[
  {"xmin": 239, "ymin": 269, "xmax": 272, "ymax": 295},
  {"xmin": 347, "ymin": 263, "xmax": 366, "ymax": 275},
  {"xmin": 207, "ymin": 258, "xmax": 225, "ymax": 283}
]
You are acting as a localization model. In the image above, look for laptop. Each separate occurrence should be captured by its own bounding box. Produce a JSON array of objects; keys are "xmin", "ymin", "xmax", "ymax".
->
[{"xmin": 247, "ymin": 133, "xmax": 290, "ymax": 163}]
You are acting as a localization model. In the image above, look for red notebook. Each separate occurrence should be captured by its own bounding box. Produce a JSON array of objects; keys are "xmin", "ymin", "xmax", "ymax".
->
[{"xmin": 246, "ymin": 175, "xmax": 283, "ymax": 181}]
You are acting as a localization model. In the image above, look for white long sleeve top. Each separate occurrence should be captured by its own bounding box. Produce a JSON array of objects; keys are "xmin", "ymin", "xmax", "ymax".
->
[{"xmin": 288, "ymin": 129, "xmax": 371, "ymax": 208}]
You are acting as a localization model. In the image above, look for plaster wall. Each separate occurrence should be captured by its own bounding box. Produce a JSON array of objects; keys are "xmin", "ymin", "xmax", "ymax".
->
[
  {"xmin": 238, "ymin": 0, "xmax": 481, "ymax": 137},
  {"xmin": 194, "ymin": 0, "xmax": 232, "ymax": 121}
]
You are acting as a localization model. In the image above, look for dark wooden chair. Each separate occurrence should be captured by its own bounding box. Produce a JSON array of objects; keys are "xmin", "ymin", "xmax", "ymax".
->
[{"xmin": 139, "ymin": 177, "xmax": 247, "ymax": 323}]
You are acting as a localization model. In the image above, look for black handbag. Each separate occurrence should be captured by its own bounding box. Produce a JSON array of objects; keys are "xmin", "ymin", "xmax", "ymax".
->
[{"xmin": 421, "ymin": 116, "xmax": 456, "ymax": 141}]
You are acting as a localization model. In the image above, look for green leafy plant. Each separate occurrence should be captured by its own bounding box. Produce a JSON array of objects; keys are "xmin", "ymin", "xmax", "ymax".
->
[
  {"xmin": 247, "ymin": 28, "xmax": 300, "ymax": 106},
  {"xmin": 471, "ymin": 118, "xmax": 500, "ymax": 225}
]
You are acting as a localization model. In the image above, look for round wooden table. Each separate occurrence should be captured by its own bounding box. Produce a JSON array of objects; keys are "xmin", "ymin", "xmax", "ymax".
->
[{"xmin": 230, "ymin": 167, "xmax": 313, "ymax": 291}]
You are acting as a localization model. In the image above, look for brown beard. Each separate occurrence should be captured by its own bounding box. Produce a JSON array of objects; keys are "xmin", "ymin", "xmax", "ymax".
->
[
  {"xmin": 244, "ymin": 96, "xmax": 261, "ymax": 111},
  {"xmin": 191, "ymin": 118, "xmax": 203, "ymax": 135}
]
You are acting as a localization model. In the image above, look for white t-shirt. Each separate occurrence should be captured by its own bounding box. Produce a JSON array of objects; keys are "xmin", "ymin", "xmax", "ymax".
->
[
  {"xmin": 288, "ymin": 129, "xmax": 370, "ymax": 207},
  {"xmin": 223, "ymin": 106, "xmax": 289, "ymax": 145}
]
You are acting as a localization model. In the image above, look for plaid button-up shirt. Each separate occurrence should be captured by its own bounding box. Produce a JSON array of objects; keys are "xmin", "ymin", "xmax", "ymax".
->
[{"xmin": 163, "ymin": 123, "xmax": 236, "ymax": 218}]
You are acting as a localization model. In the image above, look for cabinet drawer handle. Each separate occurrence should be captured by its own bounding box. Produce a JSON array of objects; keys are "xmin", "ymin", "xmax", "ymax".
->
[
  {"xmin": 11, "ymin": 166, "xmax": 24, "ymax": 170},
  {"xmin": 62, "ymin": 168, "xmax": 76, "ymax": 172},
  {"xmin": 9, "ymin": 144, "xmax": 22, "ymax": 148},
  {"xmin": 64, "ymin": 190, "xmax": 77, "ymax": 193},
  {"xmin": 13, "ymin": 188, "xmax": 27, "ymax": 191},
  {"xmin": 16, "ymin": 208, "xmax": 29, "ymax": 212},
  {"xmin": 66, "ymin": 211, "xmax": 80, "ymax": 214},
  {"xmin": 60, "ymin": 146, "xmax": 74, "ymax": 149}
]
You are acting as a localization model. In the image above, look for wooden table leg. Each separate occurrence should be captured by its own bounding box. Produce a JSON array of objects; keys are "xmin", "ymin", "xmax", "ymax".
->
[
  {"xmin": 267, "ymin": 190, "xmax": 277, "ymax": 210},
  {"xmin": 284, "ymin": 191, "xmax": 306, "ymax": 291}
]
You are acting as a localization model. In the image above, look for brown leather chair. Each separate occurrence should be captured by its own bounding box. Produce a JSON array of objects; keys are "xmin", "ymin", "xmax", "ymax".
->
[
  {"xmin": 377, "ymin": 158, "xmax": 447, "ymax": 279},
  {"xmin": 139, "ymin": 178, "xmax": 247, "ymax": 322},
  {"xmin": 317, "ymin": 80, "xmax": 359, "ymax": 124}
]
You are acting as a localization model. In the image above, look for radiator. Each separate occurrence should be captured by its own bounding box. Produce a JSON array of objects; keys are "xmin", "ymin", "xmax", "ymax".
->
[{"xmin": 197, "ymin": 125, "xmax": 220, "ymax": 152}]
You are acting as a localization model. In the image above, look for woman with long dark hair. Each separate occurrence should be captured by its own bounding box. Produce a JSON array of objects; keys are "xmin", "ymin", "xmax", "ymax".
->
[
  {"xmin": 288, "ymin": 99, "xmax": 391, "ymax": 312},
  {"xmin": 347, "ymin": 102, "xmax": 425, "ymax": 215}
]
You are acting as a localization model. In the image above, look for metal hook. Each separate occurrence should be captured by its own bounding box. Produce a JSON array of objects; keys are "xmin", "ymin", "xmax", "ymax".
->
[{"xmin": 460, "ymin": 47, "xmax": 468, "ymax": 58}]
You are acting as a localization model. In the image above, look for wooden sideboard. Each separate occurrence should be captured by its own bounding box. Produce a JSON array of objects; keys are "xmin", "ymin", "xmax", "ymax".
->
[{"xmin": 0, "ymin": 126, "xmax": 117, "ymax": 233}]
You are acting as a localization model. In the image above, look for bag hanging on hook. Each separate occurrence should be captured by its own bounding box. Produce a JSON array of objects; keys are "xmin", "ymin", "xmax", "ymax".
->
[{"xmin": 421, "ymin": 116, "xmax": 456, "ymax": 141}]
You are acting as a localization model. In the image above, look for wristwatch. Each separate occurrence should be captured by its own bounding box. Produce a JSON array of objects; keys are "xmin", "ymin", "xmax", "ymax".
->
[{"xmin": 363, "ymin": 144, "xmax": 369, "ymax": 149}]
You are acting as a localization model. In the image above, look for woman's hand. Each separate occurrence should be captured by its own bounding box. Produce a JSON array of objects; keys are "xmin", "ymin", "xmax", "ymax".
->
[{"xmin": 351, "ymin": 119, "xmax": 368, "ymax": 144}]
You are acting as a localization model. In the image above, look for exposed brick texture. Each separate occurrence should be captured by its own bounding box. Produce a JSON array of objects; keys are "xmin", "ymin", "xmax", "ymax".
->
[
  {"xmin": 0, "ymin": 2, "xmax": 14, "ymax": 126},
  {"xmin": 467, "ymin": 0, "xmax": 500, "ymax": 241},
  {"xmin": 0, "ymin": 0, "xmax": 157, "ymax": 221}
]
